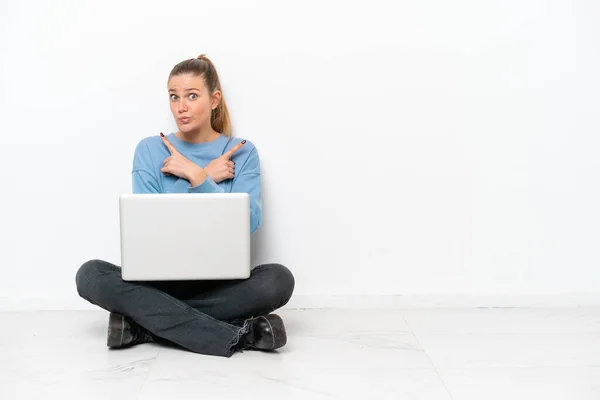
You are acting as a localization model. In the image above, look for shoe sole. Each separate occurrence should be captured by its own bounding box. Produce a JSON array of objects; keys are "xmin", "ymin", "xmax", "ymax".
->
[{"xmin": 107, "ymin": 312, "xmax": 125, "ymax": 348}]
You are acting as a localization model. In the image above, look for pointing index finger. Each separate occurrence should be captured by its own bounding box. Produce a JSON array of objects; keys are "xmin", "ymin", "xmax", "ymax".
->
[
  {"xmin": 160, "ymin": 132, "xmax": 178, "ymax": 154},
  {"xmin": 223, "ymin": 140, "xmax": 246, "ymax": 159}
]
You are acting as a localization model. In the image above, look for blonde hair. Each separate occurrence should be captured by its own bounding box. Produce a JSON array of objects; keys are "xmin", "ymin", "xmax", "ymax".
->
[{"xmin": 168, "ymin": 54, "xmax": 232, "ymax": 137}]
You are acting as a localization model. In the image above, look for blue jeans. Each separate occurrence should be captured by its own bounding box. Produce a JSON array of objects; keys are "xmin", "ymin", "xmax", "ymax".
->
[{"xmin": 75, "ymin": 259, "xmax": 295, "ymax": 357}]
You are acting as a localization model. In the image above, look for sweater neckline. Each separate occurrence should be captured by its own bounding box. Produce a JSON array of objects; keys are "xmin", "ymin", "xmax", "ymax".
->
[{"xmin": 167, "ymin": 132, "xmax": 228, "ymax": 151}]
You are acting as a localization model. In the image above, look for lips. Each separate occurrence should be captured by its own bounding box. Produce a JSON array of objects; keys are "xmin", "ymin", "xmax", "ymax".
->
[{"xmin": 180, "ymin": 117, "xmax": 191, "ymax": 124}]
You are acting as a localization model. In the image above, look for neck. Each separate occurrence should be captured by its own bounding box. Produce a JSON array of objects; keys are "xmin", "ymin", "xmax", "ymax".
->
[{"xmin": 176, "ymin": 125, "xmax": 220, "ymax": 143}]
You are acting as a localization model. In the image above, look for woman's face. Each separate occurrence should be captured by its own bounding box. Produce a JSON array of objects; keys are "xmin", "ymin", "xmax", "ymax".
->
[{"xmin": 168, "ymin": 73, "xmax": 220, "ymax": 134}]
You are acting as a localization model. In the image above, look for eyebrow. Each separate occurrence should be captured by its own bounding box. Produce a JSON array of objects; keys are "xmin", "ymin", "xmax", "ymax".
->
[{"xmin": 168, "ymin": 88, "xmax": 201, "ymax": 92}]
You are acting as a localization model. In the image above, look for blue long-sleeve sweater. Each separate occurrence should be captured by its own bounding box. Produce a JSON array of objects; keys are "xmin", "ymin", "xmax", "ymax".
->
[{"xmin": 131, "ymin": 132, "xmax": 262, "ymax": 234}]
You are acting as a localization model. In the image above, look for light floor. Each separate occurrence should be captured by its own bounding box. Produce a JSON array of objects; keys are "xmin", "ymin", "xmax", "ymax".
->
[{"xmin": 1, "ymin": 308, "xmax": 600, "ymax": 399}]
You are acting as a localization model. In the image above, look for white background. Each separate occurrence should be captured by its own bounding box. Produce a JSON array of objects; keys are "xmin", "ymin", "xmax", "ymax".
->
[{"xmin": 1, "ymin": 0, "xmax": 599, "ymax": 308}]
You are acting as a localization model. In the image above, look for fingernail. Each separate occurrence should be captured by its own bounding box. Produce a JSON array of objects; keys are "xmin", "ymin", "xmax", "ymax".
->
[
  {"xmin": 160, "ymin": 132, "xmax": 165, "ymax": 137},
  {"xmin": 242, "ymin": 140, "xmax": 246, "ymax": 144}
]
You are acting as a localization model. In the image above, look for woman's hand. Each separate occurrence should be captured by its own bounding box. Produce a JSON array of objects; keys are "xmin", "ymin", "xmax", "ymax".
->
[
  {"xmin": 204, "ymin": 140, "xmax": 246, "ymax": 183},
  {"xmin": 160, "ymin": 133, "xmax": 205, "ymax": 185}
]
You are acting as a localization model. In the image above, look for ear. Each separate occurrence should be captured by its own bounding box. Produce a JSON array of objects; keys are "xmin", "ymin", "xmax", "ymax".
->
[{"xmin": 211, "ymin": 90, "xmax": 222, "ymax": 110}]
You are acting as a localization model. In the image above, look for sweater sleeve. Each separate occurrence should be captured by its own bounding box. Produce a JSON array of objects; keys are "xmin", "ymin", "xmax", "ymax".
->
[
  {"xmin": 133, "ymin": 169, "xmax": 161, "ymax": 193},
  {"xmin": 132, "ymin": 140, "xmax": 161, "ymax": 194},
  {"xmin": 232, "ymin": 147, "xmax": 262, "ymax": 234},
  {"xmin": 187, "ymin": 175, "xmax": 225, "ymax": 194}
]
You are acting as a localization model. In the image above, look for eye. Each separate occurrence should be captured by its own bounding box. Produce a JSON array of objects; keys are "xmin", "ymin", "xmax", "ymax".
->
[
  {"xmin": 170, "ymin": 94, "xmax": 178, "ymax": 101},
  {"xmin": 189, "ymin": 93, "xmax": 198, "ymax": 100}
]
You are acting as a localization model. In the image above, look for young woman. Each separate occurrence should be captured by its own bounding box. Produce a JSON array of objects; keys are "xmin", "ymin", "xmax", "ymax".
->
[{"xmin": 75, "ymin": 54, "xmax": 295, "ymax": 357}]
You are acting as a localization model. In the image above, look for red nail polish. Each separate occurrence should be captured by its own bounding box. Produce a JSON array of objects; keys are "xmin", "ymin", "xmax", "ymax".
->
[
  {"xmin": 242, "ymin": 140, "xmax": 246, "ymax": 144},
  {"xmin": 160, "ymin": 132, "xmax": 165, "ymax": 137}
]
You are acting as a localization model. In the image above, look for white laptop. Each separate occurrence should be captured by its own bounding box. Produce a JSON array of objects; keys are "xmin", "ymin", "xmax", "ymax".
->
[{"xmin": 119, "ymin": 193, "xmax": 251, "ymax": 281}]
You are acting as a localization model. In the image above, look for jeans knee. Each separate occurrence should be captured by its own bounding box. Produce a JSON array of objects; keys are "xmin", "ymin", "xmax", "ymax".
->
[
  {"xmin": 268, "ymin": 263, "xmax": 295, "ymax": 304},
  {"xmin": 75, "ymin": 259, "xmax": 113, "ymax": 297}
]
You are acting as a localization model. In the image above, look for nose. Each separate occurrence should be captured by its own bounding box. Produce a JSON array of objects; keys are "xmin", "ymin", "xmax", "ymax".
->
[{"xmin": 177, "ymin": 99, "xmax": 188, "ymax": 113}]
